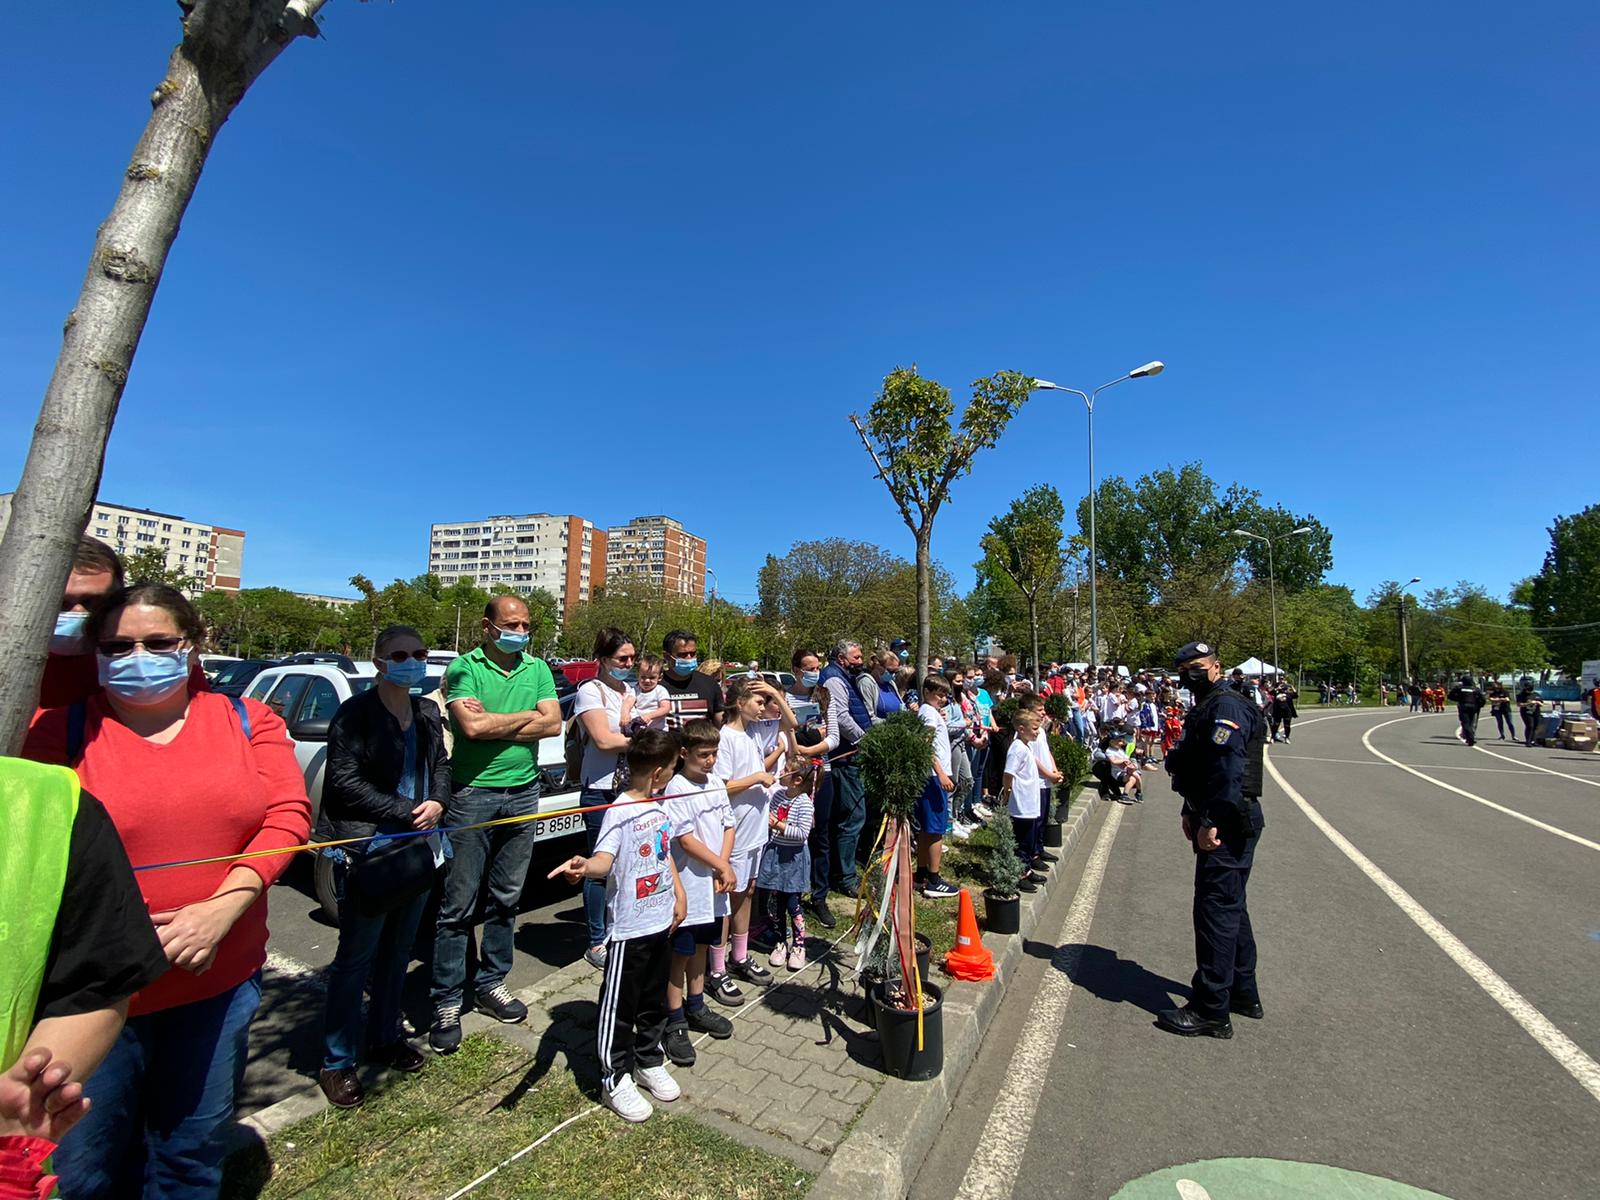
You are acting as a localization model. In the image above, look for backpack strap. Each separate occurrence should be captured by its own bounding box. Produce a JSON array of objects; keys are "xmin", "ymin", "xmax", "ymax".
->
[
  {"xmin": 66, "ymin": 701, "xmax": 88, "ymax": 766},
  {"xmin": 229, "ymin": 695, "xmax": 253, "ymax": 739}
]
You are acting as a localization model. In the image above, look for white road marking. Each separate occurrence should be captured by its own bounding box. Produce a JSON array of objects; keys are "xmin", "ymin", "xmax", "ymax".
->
[
  {"xmin": 954, "ymin": 804, "xmax": 1125, "ymax": 1200},
  {"xmin": 1273, "ymin": 755, "xmax": 1543, "ymax": 776},
  {"xmin": 1472, "ymin": 743, "xmax": 1600, "ymax": 789},
  {"xmin": 264, "ymin": 950, "xmax": 322, "ymax": 982},
  {"xmin": 1265, "ymin": 752, "xmax": 1600, "ymax": 1107},
  {"xmin": 1360, "ymin": 717, "xmax": 1600, "ymax": 853}
]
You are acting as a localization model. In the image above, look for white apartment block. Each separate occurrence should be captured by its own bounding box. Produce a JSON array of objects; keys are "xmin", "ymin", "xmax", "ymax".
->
[
  {"xmin": 0, "ymin": 493, "xmax": 244, "ymax": 596},
  {"xmin": 427, "ymin": 513, "xmax": 606, "ymax": 620}
]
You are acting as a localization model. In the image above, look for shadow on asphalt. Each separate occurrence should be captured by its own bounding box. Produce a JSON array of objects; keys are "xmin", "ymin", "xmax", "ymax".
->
[{"xmin": 1023, "ymin": 940, "xmax": 1189, "ymax": 1015}]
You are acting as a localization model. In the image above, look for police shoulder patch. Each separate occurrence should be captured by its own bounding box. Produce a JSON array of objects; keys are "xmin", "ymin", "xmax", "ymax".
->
[{"xmin": 1211, "ymin": 724, "xmax": 1235, "ymax": 745}]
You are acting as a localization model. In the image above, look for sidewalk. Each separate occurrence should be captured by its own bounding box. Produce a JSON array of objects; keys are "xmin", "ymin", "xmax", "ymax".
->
[{"xmin": 227, "ymin": 796, "xmax": 1105, "ymax": 1199}]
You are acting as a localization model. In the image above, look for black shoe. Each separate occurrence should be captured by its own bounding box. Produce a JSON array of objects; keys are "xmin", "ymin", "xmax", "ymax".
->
[
  {"xmin": 1026, "ymin": 870, "xmax": 1049, "ymax": 884},
  {"xmin": 707, "ymin": 971, "xmax": 745, "ymax": 1007},
  {"xmin": 729, "ymin": 956, "xmax": 773, "ymax": 986},
  {"xmin": 429, "ymin": 1003, "xmax": 463, "ymax": 1054},
  {"xmin": 1030, "ymin": 857, "xmax": 1052, "ymax": 873},
  {"xmin": 1156, "ymin": 1006, "xmax": 1234, "ymax": 1039},
  {"xmin": 1034, "ymin": 850, "xmax": 1060, "ymax": 864},
  {"xmin": 1017, "ymin": 877, "xmax": 1039, "ymax": 893},
  {"xmin": 806, "ymin": 900, "xmax": 838, "ymax": 930},
  {"xmin": 663, "ymin": 1023, "xmax": 697, "ymax": 1067},
  {"xmin": 370, "ymin": 1040, "xmax": 426, "ymax": 1073},
  {"xmin": 921, "ymin": 875, "xmax": 960, "ymax": 899},
  {"xmin": 686, "ymin": 1005, "xmax": 734, "ymax": 1039},
  {"xmin": 1230, "ymin": 996, "xmax": 1265, "ymax": 1020},
  {"xmin": 474, "ymin": 984, "xmax": 528, "ymax": 1025}
]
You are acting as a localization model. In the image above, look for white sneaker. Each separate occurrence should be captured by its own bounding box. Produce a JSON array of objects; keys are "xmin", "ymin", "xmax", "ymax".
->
[
  {"xmin": 604, "ymin": 1074, "xmax": 654, "ymax": 1122},
  {"xmin": 973, "ymin": 803, "xmax": 994, "ymax": 821},
  {"xmin": 769, "ymin": 942, "xmax": 789, "ymax": 970},
  {"xmin": 633, "ymin": 1063, "xmax": 681, "ymax": 1102}
]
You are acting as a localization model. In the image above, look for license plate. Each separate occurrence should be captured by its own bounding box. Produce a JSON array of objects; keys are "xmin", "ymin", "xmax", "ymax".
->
[{"xmin": 533, "ymin": 810, "xmax": 584, "ymax": 841}]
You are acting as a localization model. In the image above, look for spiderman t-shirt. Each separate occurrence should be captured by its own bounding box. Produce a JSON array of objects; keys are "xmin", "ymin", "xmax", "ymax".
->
[{"xmin": 594, "ymin": 797, "xmax": 676, "ymax": 942}]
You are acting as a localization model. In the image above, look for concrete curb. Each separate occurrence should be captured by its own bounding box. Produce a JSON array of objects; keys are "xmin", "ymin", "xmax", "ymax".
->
[{"xmin": 805, "ymin": 793, "xmax": 1106, "ymax": 1200}]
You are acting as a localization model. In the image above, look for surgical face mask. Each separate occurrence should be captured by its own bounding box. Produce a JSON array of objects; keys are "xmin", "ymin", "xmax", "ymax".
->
[
  {"xmin": 672, "ymin": 657, "xmax": 697, "ymax": 675},
  {"xmin": 608, "ymin": 666, "xmax": 632, "ymax": 682},
  {"xmin": 384, "ymin": 657, "xmax": 428, "ymax": 689},
  {"xmin": 800, "ymin": 670, "xmax": 820, "ymax": 688},
  {"xmin": 1182, "ymin": 666, "xmax": 1214, "ymax": 694},
  {"xmin": 51, "ymin": 611, "xmax": 90, "ymax": 655},
  {"xmin": 98, "ymin": 648, "xmax": 191, "ymax": 706},
  {"xmin": 492, "ymin": 625, "xmax": 530, "ymax": 654}
]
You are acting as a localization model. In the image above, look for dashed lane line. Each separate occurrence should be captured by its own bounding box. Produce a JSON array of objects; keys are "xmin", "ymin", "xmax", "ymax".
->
[
  {"xmin": 953, "ymin": 803, "xmax": 1126, "ymax": 1200},
  {"xmin": 1360, "ymin": 717, "xmax": 1600, "ymax": 853},
  {"xmin": 1265, "ymin": 751, "xmax": 1600, "ymax": 1107}
]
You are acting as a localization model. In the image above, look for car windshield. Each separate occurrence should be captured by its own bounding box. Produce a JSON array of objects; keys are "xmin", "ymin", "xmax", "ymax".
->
[{"xmin": 211, "ymin": 661, "xmax": 265, "ymax": 687}]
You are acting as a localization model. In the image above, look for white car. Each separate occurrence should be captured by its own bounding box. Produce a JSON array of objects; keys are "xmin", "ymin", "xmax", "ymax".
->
[{"xmin": 244, "ymin": 662, "xmax": 580, "ymax": 917}]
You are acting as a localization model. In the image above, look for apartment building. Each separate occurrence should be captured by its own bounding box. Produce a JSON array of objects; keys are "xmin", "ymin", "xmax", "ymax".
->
[
  {"xmin": 605, "ymin": 515, "xmax": 707, "ymax": 599},
  {"xmin": 0, "ymin": 493, "xmax": 245, "ymax": 596},
  {"xmin": 427, "ymin": 513, "xmax": 606, "ymax": 621}
]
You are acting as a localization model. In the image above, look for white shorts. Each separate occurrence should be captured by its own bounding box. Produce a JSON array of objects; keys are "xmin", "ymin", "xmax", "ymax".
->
[{"xmin": 731, "ymin": 846, "xmax": 763, "ymax": 892}]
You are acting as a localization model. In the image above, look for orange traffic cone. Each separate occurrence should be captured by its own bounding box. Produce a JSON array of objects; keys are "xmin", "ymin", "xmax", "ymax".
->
[{"xmin": 943, "ymin": 887, "xmax": 995, "ymax": 981}]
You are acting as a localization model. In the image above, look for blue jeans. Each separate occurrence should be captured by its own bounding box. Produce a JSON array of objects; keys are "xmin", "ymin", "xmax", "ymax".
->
[
  {"xmin": 322, "ymin": 861, "xmax": 431, "ymax": 1070},
  {"xmin": 580, "ymin": 787, "xmax": 617, "ymax": 947},
  {"xmin": 811, "ymin": 757, "xmax": 865, "ymax": 906},
  {"xmin": 53, "ymin": 974, "xmax": 261, "ymax": 1200},
  {"xmin": 431, "ymin": 781, "xmax": 541, "ymax": 1010}
]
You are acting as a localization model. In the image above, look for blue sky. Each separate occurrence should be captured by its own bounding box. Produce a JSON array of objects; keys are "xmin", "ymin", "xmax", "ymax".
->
[{"xmin": 3, "ymin": 2, "xmax": 1595, "ymax": 609}]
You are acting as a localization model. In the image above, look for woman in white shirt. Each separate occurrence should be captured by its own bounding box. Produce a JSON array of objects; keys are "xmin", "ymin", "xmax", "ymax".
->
[{"xmin": 573, "ymin": 627, "xmax": 638, "ymax": 968}]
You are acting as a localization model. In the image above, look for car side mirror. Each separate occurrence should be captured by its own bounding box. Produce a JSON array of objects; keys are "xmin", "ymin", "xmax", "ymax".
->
[{"xmin": 292, "ymin": 717, "xmax": 331, "ymax": 742}]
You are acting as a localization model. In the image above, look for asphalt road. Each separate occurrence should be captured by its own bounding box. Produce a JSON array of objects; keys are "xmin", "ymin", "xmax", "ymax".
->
[
  {"xmin": 238, "ymin": 837, "xmax": 592, "ymax": 1116},
  {"xmin": 911, "ymin": 706, "xmax": 1600, "ymax": 1200}
]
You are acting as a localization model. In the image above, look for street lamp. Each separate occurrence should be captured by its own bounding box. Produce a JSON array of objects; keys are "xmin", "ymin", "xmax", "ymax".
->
[
  {"xmin": 1397, "ymin": 576, "xmax": 1421, "ymax": 681},
  {"xmin": 1032, "ymin": 362, "xmax": 1164, "ymax": 679},
  {"xmin": 706, "ymin": 567, "xmax": 719, "ymax": 666},
  {"xmin": 1229, "ymin": 525, "xmax": 1313, "ymax": 681}
]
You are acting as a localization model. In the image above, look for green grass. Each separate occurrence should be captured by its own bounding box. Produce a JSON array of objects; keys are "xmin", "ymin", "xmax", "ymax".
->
[{"xmin": 223, "ymin": 1035, "xmax": 811, "ymax": 1200}]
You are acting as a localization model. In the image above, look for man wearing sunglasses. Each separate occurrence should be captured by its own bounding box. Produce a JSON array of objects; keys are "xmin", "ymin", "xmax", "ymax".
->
[{"xmin": 429, "ymin": 596, "xmax": 561, "ymax": 1054}]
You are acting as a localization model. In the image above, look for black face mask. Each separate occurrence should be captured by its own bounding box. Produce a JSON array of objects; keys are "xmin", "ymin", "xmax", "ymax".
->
[{"xmin": 1182, "ymin": 667, "xmax": 1215, "ymax": 696}]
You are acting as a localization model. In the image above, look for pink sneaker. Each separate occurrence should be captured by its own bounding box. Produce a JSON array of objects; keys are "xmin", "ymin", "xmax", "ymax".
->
[
  {"xmin": 769, "ymin": 942, "xmax": 789, "ymax": 970},
  {"xmin": 787, "ymin": 943, "xmax": 807, "ymax": 971}
]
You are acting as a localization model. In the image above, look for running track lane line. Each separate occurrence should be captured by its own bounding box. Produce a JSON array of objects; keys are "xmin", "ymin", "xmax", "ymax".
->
[
  {"xmin": 953, "ymin": 803, "xmax": 1126, "ymax": 1200},
  {"xmin": 1472, "ymin": 743, "xmax": 1600, "ymax": 789},
  {"xmin": 1360, "ymin": 716, "xmax": 1600, "ymax": 854},
  {"xmin": 1265, "ymin": 751, "xmax": 1600, "ymax": 1107}
]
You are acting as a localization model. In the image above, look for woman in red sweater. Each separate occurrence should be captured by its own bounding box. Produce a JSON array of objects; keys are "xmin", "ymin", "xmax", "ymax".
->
[{"xmin": 24, "ymin": 584, "xmax": 311, "ymax": 1200}]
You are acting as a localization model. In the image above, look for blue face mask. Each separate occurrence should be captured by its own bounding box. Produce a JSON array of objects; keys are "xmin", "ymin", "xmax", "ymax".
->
[
  {"xmin": 800, "ymin": 670, "xmax": 820, "ymax": 688},
  {"xmin": 492, "ymin": 625, "xmax": 530, "ymax": 655},
  {"xmin": 673, "ymin": 657, "xmax": 697, "ymax": 675},
  {"xmin": 384, "ymin": 658, "xmax": 428, "ymax": 689},
  {"xmin": 51, "ymin": 611, "xmax": 90, "ymax": 655},
  {"xmin": 608, "ymin": 666, "xmax": 632, "ymax": 682},
  {"xmin": 98, "ymin": 648, "xmax": 191, "ymax": 706}
]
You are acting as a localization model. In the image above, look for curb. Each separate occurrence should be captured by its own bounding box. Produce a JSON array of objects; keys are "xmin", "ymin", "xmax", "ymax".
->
[{"xmin": 805, "ymin": 792, "xmax": 1105, "ymax": 1200}]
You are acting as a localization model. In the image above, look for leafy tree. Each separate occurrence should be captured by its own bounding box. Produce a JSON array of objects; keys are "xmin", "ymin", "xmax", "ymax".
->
[
  {"xmin": 1230, "ymin": 505, "xmax": 1333, "ymax": 595},
  {"xmin": 980, "ymin": 485, "xmax": 1065, "ymax": 684},
  {"xmin": 851, "ymin": 366, "xmax": 1032, "ymax": 680},
  {"xmin": 122, "ymin": 545, "xmax": 203, "ymax": 595},
  {"xmin": 1528, "ymin": 504, "xmax": 1600, "ymax": 675}
]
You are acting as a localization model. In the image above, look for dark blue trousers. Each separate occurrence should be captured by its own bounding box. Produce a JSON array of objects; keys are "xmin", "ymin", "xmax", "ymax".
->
[{"xmin": 1191, "ymin": 824, "xmax": 1261, "ymax": 1018}]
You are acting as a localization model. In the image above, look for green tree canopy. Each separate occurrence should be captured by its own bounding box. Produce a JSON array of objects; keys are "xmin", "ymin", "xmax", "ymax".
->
[{"xmin": 1528, "ymin": 503, "xmax": 1600, "ymax": 675}]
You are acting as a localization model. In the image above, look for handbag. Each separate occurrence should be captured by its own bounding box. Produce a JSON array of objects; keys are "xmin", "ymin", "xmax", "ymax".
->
[{"xmin": 348, "ymin": 830, "xmax": 437, "ymax": 917}]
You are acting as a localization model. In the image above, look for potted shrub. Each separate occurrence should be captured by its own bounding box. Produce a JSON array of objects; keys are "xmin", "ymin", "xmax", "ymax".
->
[
  {"xmin": 1047, "ymin": 731, "xmax": 1091, "ymax": 829},
  {"xmin": 978, "ymin": 808, "xmax": 1026, "ymax": 935},
  {"xmin": 856, "ymin": 711, "xmax": 944, "ymax": 1080}
]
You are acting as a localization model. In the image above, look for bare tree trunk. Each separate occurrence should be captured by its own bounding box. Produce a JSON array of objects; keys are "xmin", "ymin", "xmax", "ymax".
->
[
  {"xmin": 0, "ymin": 0, "xmax": 327, "ymax": 755},
  {"xmin": 914, "ymin": 527, "xmax": 932, "ymax": 683}
]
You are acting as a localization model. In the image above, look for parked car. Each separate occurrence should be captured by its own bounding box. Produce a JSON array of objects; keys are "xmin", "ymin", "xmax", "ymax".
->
[
  {"xmin": 275, "ymin": 651, "xmax": 361, "ymax": 674},
  {"xmin": 198, "ymin": 654, "xmax": 241, "ymax": 681},
  {"xmin": 209, "ymin": 658, "xmax": 279, "ymax": 697},
  {"xmin": 726, "ymin": 669, "xmax": 796, "ymax": 690},
  {"xmin": 245, "ymin": 662, "xmax": 580, "ymax": 918}
]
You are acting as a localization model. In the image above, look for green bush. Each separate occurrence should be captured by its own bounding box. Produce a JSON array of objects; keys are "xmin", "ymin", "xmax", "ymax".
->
[
  {"xmin": 978, "ymin": 809, "xmax": 1026, "ymax": 898},
  {"xmin": 1043, "ymin": 692, "xmax": 1072, "ymax": 722},
  {"xmin": 857, "ymin": 710, "xmax": 933, "ymax": 821},
  {"xmin": 992, "ymin": 696, "xmax": 1022, "ymax": 731},
  {"xmin": 1051, "ymin": 734, "xmax": 1090, "ymax": 790}
]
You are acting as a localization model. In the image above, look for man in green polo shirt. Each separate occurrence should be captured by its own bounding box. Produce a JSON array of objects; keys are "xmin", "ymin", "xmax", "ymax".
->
[{"xmin": 428, "ymin": 595, "xmax": 561, "ymax": 1054}]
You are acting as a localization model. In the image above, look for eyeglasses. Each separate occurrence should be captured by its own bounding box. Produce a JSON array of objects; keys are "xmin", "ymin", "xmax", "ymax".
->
[
  {"xmin": 383, "ymin": 649, "xmax": 429, "ymax": 663},
  {"xmin": 98, "ymin": 636, "xmax": 187, "ymax": 657}
]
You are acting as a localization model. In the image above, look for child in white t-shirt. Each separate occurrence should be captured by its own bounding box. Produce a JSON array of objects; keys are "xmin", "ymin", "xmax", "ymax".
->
[
  {"xmin": 1003, "ymin": 709, "xmax": 1045, "ymax": 894},
  {"xmin": 1024, "ymin": 697, "xmax": 1065, "ymax": 876},
  {"xmin": 550, "ymin": 732, "xmax": 686, "ymax": 1124},
  {"xmin": 659, "ymin": 720, "xmax": 737, "ymax": 1067},
  {"xmin": 624, "ymin": 654, "xmax": 672, "ymax": 731}
]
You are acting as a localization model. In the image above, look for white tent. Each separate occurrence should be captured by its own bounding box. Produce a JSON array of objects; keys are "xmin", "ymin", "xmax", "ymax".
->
[{"xmin": 1229, "ymin": 655, "xmax": 1283, "ymax": 677}]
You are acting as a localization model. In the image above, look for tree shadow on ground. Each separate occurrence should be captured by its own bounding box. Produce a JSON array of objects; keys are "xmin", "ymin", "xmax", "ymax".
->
[
  {"xmin": 1025, "ymin": 940, "xmax": 1188, "ymax": 1015},
  {"xmin": 495, "ymin": 997, "xmax": 602, "ymax": 1108}
]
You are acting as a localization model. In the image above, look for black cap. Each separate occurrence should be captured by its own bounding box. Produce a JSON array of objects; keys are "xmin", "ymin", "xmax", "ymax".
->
[
  {"xmin": 1174, "ymin": 641, "xmax": 1217, "ymax": 668},
  {"xmin": 890, "ymin": 638, "xmax": 909, "ymax": 651}
]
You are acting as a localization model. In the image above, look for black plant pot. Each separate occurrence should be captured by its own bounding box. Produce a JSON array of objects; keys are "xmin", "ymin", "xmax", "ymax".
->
[
  {"xmin": 983, "ymin": 889, "xmax": 1021, "ymax": 935},
  {"xmin": 871, "ymin": 981, "xmax": 944, "ymax": 1080},
  {"xmin": 1042, "ymin": 819, "xmax": 1064, "ymax": 848},
  {"xmin": 914, "ymin": 931, "xmax": 931, "ymax": 988}
]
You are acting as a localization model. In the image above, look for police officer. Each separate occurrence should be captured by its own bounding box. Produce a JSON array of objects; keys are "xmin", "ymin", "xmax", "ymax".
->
[
  {"xmin": 1447, "ymin": 673, "xmax": 1486, "ymax": 746},
  {"xmin": 1159, "ymin": 641, "xmax": 1266, "ymax": 1039}
]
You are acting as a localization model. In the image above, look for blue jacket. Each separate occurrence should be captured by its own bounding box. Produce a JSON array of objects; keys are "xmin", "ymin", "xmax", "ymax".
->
[{"xmin": 819, "ymin": 660, "xmax": 872, "ymax": 751}]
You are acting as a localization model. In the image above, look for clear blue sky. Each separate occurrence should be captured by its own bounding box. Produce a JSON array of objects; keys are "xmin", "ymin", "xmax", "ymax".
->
[{"xmin": 4, "ymin": 2, "xmax": 1595, "ymax": 609}]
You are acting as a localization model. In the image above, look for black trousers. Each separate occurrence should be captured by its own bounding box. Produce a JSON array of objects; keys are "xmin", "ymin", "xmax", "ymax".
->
[
  {"xmin": 1493, "ymin": 708, "xmax": 1516, "ymax": 738},
  {"xmin": 1459, "ymin": 708, "xmax": 1480, "ymax": 745},
  {"xmin": 1520, "ymin": 709, "xmax": 1538, "ymax": 745},
  {"xmin": 1191, "ymin": 825, "xmax": 1261, "ymax": 1019},
  {"xmin": 596, "ymin": 929, "xmax": 671, "ymax": 1090}
]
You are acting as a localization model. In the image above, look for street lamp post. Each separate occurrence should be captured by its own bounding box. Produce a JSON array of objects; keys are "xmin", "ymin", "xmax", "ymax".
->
[
  {"xmin": 1397, "ymin": 576, "xmax": 1421, "ymax": 681},
  {"xmin": 1229, "ymin": 525, "xmax": 1313, "ymax": 680},
  {"xmin": 706, "ymin": 567, "xmax": 719, "ymax": 666},
  {"xmin": 1032, "ymin": 362, "xmax": 1164, "ymax": 679}
]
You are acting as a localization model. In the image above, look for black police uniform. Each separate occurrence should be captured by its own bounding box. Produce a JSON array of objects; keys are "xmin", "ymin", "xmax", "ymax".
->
[
  {"xmin": 1165, "ymin": 657, "xmax": 1266, "ymax": 1032},
  {"xmin": 1448, "ymin": 676, "xmax": 1487, "ymax": 746}
]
